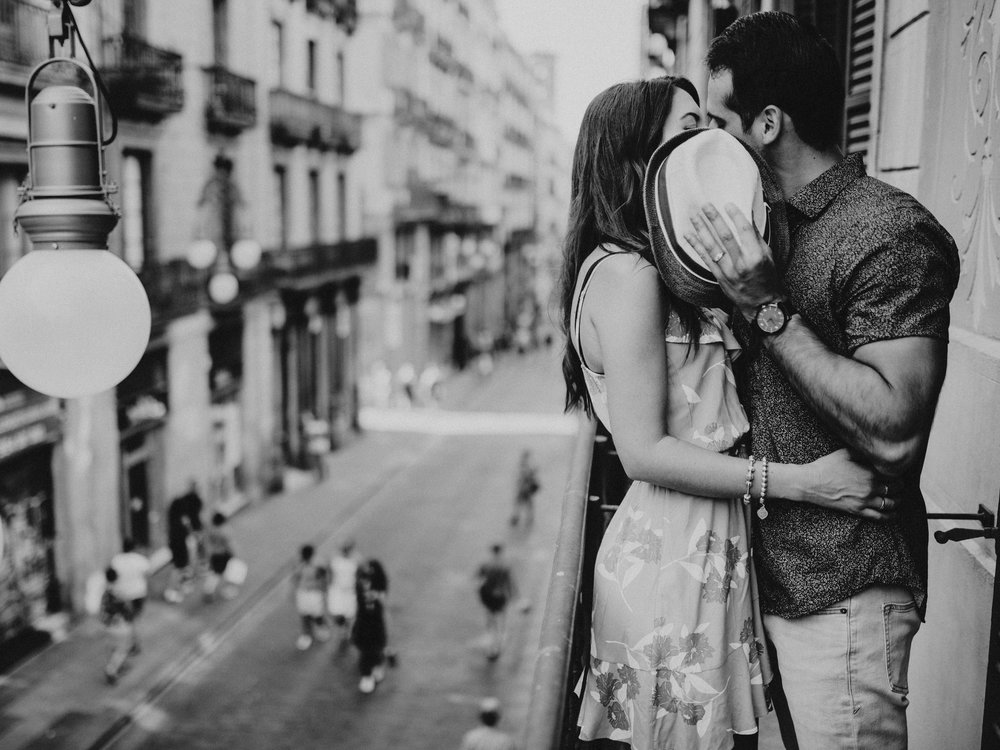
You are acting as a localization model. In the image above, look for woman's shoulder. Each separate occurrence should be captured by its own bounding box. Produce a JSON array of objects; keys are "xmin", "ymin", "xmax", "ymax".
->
[{"xmin": 583, "ymin": 246, "xmax": 659, "ymax": 293}]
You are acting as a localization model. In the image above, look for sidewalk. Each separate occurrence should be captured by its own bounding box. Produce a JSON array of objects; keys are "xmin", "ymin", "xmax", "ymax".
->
[{"xmin": 0, "ymin": 426, "xmax": 431, "ymax": 750}]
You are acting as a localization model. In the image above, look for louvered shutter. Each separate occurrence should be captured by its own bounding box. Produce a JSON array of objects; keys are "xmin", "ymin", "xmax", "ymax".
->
[{"xmin": 844, "ymin": 0, "xmax": 875, "ymax": 157}]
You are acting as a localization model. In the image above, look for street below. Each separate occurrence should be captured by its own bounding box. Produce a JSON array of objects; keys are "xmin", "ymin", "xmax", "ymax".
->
[{"xmin": 105, "ymin": 347, "xmax": 579, "ymax": 749}]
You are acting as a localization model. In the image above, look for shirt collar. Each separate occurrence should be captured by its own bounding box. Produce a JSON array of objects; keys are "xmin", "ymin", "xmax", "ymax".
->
[{"xmin": 787, "ymin": 153, "xmax": 866, "ymax": 220}]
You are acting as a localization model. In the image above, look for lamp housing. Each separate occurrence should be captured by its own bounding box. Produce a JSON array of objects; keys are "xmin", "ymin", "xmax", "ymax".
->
[{"xmin": 1, "ymin": 57, "xmax": 151, "ymax": 399}]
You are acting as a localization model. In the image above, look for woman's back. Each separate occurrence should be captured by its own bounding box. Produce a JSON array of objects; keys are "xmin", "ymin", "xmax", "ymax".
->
[{"xmin": 570, "ymin": 247, "xmax": 748, "ymax": 453}]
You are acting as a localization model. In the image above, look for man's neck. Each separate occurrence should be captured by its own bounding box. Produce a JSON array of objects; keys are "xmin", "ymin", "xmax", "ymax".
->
[{"xmin": 767, "ymin": 140, "xmax": 843, "ymax": 197}]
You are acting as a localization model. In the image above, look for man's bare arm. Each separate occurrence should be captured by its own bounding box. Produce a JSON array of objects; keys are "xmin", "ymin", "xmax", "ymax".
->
[{"xmin": 761, "ymin": 320, "xmax": 946, "ymax": 476}]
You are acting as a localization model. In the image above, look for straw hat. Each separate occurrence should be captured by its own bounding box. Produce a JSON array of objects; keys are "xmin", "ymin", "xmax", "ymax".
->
[{"xmin": 643, "ymin": 128, "xmax": 789, "ymax": 308}]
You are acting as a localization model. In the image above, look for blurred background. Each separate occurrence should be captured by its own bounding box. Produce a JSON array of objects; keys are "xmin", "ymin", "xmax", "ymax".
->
[{"xmin": 0, "ymin": 1, "xmax": 997, "ymax": 749}]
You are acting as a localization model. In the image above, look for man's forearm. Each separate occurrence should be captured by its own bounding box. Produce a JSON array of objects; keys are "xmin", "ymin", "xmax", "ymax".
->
[{"xmin": 762, "ymin": 315, "xmax": 919, "ymax": 475}]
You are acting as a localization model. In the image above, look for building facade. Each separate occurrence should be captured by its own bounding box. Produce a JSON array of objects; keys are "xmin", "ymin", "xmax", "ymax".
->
[
  {"xmin": 348, "ymin": 0, "xmax": 569, "ymax": 401},
  {"xmin": 645, "ymin": 1, "xmax": 1000, "ymax": 746},
  {"xmin": 0, "ymin": 0, "xmax": 372, "ymax": 654}
]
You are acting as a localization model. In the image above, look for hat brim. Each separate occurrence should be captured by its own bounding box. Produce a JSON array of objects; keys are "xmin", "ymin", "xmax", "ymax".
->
[{"xmin": 643, "ymin": 128, "xmax": 789, "ymax": 309}]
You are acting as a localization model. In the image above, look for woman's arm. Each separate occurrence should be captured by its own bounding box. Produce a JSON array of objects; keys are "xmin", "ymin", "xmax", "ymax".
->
[{"xmin": 585, "ymin": 254, "xmax": 884, "ymax": 515}]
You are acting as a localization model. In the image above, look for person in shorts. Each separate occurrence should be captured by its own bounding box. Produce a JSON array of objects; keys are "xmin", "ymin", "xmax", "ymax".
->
[{"xmin": 291, "ymin": 544, "xmax": 330, "ymax": 650}]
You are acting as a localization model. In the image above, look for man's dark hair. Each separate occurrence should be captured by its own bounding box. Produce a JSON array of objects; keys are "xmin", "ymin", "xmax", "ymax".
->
[
  {"xmin": 480, "ymin": 708, "xmax": 500, "ymax": 727},
  {"xmin": 300, "ymin": 544, "xmax": 314, "ymax": 561},
  {"xmin": 211, "ymin": 512, "xmax": 226, "ymax": 527},
  {"xmin": 706, "ymin": 11, "xmax": 844, "ymax": 150}
]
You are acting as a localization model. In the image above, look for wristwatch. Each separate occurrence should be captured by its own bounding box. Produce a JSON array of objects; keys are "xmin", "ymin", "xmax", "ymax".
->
[{"xmin": 754, "ymin": 299, "xmax": 796, "ymax": 335}]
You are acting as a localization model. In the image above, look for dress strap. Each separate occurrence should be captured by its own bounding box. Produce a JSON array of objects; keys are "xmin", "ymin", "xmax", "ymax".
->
[{"xmin": 573, "ymin": 248, "xmax": 617, "ymax": 372}]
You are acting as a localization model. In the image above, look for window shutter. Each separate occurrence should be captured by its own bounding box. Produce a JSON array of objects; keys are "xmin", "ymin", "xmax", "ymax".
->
[{"xmin": 844, "ymin": 0, "xmax": 876, "ymax": 157}]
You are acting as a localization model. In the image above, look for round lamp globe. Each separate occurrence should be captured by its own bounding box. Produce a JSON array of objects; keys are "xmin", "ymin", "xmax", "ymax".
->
[{"xmin": 0, "ymin": 249, "xmax": 151, "ymax": 398}]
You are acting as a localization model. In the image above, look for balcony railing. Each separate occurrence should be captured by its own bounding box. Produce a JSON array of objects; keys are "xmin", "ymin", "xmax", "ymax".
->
[
  {"xmin": 102, "ymin": 34, "xmax": 184, "ymax": 121},
  {"xmin": 530, "ymin": 421, "xmax": 1000, "ymax": 750},
  {"xmin": 204, "ymin": 64, "xmax": 257, "ymax": 134},
  {"xmin": 269, "ymin": 88, "xmax": 361, "ymax": 153},
  {"xmin": 137, "ymin": 260, "xmax": 205, "ymax": 331},
  {"xmin": 525, "ymin": 420, "xmax": 632, "ymax": 749},
  {"xmin": 332, "ymin": 0, "xmax": 358, "ymax": 35},
  {"xmin": 264, "ymin": 238, "xmax": 377, "ymax": 282},
  {"xmin": 0, "ymin": 0, "xmax": 48, "ymax": 82}
]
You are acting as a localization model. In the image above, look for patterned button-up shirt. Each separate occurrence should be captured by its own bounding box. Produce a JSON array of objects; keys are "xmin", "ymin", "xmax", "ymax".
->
[{"xmin": 736, "ymin": 154, "xmax": 960, "ymax": 619}]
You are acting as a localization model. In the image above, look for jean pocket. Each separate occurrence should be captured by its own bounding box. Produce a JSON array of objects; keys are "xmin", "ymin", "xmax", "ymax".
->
[{"xmin": 883, "ymin": 599, "xmax": 920, "ymax": 694}]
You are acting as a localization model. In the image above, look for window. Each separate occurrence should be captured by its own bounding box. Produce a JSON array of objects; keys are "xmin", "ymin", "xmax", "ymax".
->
[
  {"xmin": 213, "ymin": 0, "xmax": 229, "ymax": 65},
  {"xmin": 844, "ymin": 0, "xmax": 876, "ymax": 158},
  {"xmin": 336, "ymin": 51, "xmax": 345, "ymax": 104},
  {"xmin": 336, "ymin": 170, "xmax": 347, "ymax": 241},
  {"xmin": 121, "ymin": 151, "xmax": 153, "ymax": 271},
  {"xmin": 308, "ymin": 170, "xmax": 320, "ymax": 243},
  {"xmin": 307, "ymin": 40, "xmax": 317, "ymax": 94},
  {"xmin": 274, "ymin": 165, "xmax": 288, "ymax": 250},
  {"xmin": 271, "ymin": 20, "xmax": 285, "ymax": 89},
  {"xmin": 394, "ymin": 229, "xmax": 413, "ymax": 280}
]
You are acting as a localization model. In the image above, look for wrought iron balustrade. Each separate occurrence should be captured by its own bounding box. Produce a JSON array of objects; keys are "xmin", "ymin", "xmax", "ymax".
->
[
  {"xmin": 102, "ymin": 33, "xmax": 183, "ymax": 120},
  {"xmin": 269, "ymin": 87, "xmax": 361, "ymax": 153},
  {"xmin": 525, "ymin": 420, "xmax": 631, "ymax": 749},
  {"xmin": 204, "ymin": 64, "xmax": 257, "ymax": 134},
  {"xmin": 264, "ymin": 238, "xmax": 377, "ymax": 282}
]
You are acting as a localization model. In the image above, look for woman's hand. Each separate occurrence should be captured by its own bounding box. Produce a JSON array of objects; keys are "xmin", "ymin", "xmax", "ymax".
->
[{"xmin": 801, "ymin": 449, "xmax": 896, "ymax": 521}]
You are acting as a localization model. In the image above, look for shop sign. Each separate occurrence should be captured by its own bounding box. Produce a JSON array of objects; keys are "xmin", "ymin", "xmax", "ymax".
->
[{"xmin": 0, "ymin": 399, "xmax": 61, "ymax": 463}]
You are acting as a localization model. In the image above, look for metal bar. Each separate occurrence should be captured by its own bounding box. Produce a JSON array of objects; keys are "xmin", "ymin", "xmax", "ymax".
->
[{"xmin": 523, "ymin": 418, "xmax": 595, "ymax": 750}]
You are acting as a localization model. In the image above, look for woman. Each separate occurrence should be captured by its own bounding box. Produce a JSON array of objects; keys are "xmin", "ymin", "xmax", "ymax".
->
[
  {"xmin": 352, "ymin": 558, "xmax": 389, "ymax": 694},
  {"xmin": 560, "ymin": 78, "xmax": 887, "ymax": 749}
]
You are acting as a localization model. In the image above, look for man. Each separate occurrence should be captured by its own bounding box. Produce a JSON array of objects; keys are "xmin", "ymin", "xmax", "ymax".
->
[
  {"xmin": 164, "ymin": 481, "xmax": 204, "ymax": 603},
  {"xmin": 686, "ymin": 11, "xmax": 960, "ymax": 749},
  {"xmin": 459, "ymin": 697, "xmax": 517, "ymax": 750},
  {"xmin": 110, "ymin": 538, "xmax": 150, "ymax": 656},
  {"xmin": 476, "ymin": 544, "xmax": 514, "ymax": 661}
]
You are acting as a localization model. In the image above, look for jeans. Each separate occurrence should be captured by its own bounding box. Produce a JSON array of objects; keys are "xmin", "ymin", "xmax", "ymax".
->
[{"xmin": 764, "ymin": 584, "xmax": 921, "ymax": 750}]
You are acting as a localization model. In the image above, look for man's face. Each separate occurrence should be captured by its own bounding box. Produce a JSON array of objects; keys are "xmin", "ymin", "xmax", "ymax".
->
[{"xmin": 706, "ymin": 69, "xmax": 764, "ymax": 151}]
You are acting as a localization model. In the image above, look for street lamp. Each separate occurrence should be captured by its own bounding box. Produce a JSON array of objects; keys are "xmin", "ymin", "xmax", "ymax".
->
[
  {"xmin": 185, "ymin": 236, "xmax": 262, "ymax": 306},
  {"xmin": 0, "ymin": 1, "xmax": 151, "ymax": 399}
]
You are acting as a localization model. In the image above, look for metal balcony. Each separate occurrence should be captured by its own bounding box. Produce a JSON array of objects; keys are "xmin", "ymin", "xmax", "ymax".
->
[
  {"xmin": 204, "ymin": 64, "xmax": 257, "ymax": 134},
  {"xmin": 0, "ymin": 0, "xmax": 48, "ymax": 85},
  {"xmin": 102, "ymin": 34, "xmax": 184, "ymax": 121},
  {"xmin": 269, "ymin": 88, "xmax": 361, "ymax": 154},
  {"xmin": 137, "ymin": 260, "xmax": 206, "ymax": 333},
  {"xmin": 333, "ymin": 0, "xmax": 358, "ymax": 35},
  {"xmin": 264, "ymin": 238, "xmax": 377, "ymax": 287}
]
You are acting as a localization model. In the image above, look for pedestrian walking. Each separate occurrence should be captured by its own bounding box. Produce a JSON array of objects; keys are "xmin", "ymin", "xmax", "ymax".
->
[
  {"xmin": 291, "ymin": 544, "xmax": 331, "ymax": 650},
  {"xmin": 164, "ymin": 481, "xmax": 204, "ymax": 603},
  {"xmin": 327, "ymin": 538, "xmax": 360, "ymax": 647},
  {"xmin": 99, "ymin": 567, "xmax": 134, "ymax": 684},
  {"xmin": 351, "ymin": 558, "xmax": 389, "ymax": 694},
  {"xmin": 459, "ymin": 697, "xmax": 518, "ymax": 750},
  {"xmin": 202, "ymin": 512, "xmax": 237, "ymax": 601},
  {"xmin": 476, "ymin": 544, "xmax": 514, "ymax": 661},
  {"xmin": 509, "ymin": 449, "xmax": 539, "ymax": 528},
  {"xmin": 301, "ymin": 411, "xmax": 331, "ymax": 481},
  {"xmin": 110, "ymin": 538, "xmax": 149, "ymax": 656}
]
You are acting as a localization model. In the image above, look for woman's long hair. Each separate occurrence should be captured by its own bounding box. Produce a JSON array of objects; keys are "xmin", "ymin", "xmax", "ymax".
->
[{"xmin": 559, "ymin": 76, "xmax": 702, "ymax": 417}]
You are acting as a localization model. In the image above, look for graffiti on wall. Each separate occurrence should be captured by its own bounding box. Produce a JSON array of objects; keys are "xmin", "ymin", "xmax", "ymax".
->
[{"xmin": 952, "ymin": 0, "xmax": 1000, "ymax": 325}]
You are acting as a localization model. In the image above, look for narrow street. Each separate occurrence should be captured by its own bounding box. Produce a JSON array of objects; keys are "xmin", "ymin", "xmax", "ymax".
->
[{"xmin": 105, "ymin": 347, "xmax": 579, "ymax": 749}]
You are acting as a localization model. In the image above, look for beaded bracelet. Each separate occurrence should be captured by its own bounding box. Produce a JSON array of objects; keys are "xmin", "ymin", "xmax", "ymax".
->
[
  {"xmin": 757, "ymin": 456, "xmax": 769, "ymax": 520},
  {"xmin": 742, "ymin": 454, "xmax": 755, "ymax": 506}
]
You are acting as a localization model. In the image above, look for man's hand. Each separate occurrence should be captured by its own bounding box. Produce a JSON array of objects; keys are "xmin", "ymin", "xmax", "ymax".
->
[{"xmin": 684, "ymin": 202, "xmax": 785, "ymax": 320}]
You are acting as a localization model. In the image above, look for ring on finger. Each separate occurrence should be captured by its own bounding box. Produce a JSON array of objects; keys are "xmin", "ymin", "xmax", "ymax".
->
[
  {"xmin": 711, "ymin": 251, "xmax": 725, "ymax": 263},
  {"xmin": 883, "ymin": 483, "xmax": 890, "ymax": 497},
  {"xmin": 879, "ymin": 497, "xmax": 886, "ymax": 512}
]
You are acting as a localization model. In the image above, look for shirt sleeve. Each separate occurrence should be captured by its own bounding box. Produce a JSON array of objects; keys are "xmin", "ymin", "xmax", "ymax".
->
[{"xmin": 837, "ymin": 214, "xmax": 959, "ymax": 353}]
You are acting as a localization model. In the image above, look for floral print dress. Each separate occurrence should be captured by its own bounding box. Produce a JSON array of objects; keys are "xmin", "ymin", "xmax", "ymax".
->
[{"xmin": 573, "ymin": 286, "xmax": 771, "ymax": 749}]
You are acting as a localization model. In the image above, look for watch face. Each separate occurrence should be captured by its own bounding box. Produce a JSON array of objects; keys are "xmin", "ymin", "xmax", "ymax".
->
[{"xmin": 756, "ymin": 304, "xmax": 787, "ymax": 334}]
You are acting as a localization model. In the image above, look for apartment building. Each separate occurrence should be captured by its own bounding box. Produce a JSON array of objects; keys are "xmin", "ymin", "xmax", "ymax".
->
[
  {"xmin": 347, "ymin": 0, "xmax": 569, "ymax": 388},
  {"xmin": 0, "ymin": 0, "xmax": 371, "ymax": 653}
]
